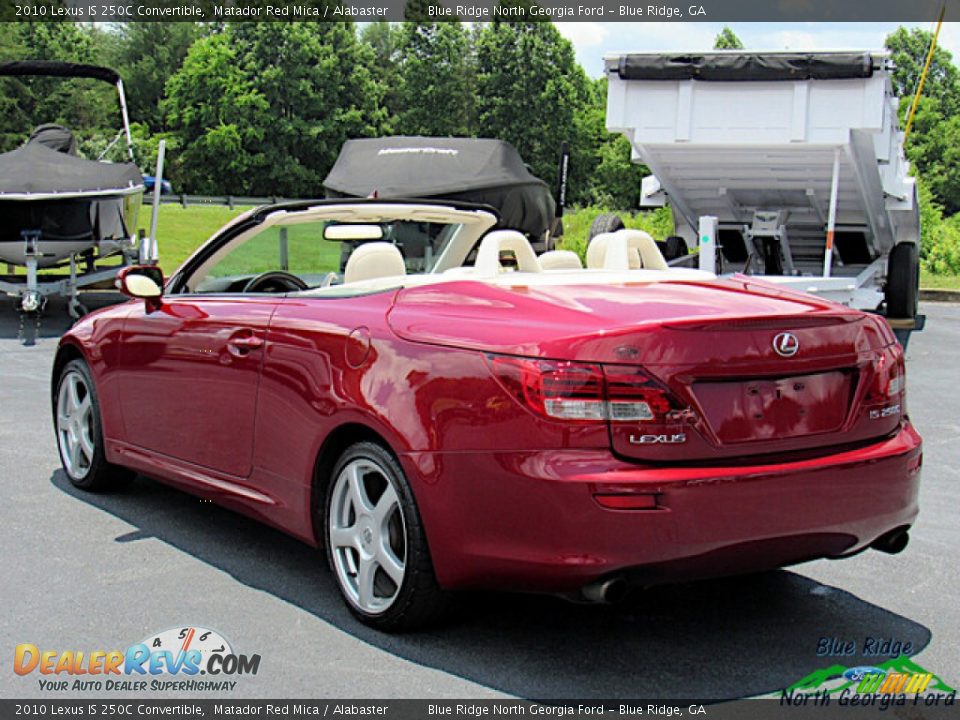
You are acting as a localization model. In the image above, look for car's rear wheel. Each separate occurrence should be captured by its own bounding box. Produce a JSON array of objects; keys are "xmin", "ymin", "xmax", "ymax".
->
[
  {"xmin": 324, "ymin": 441, "xmax": 449, "ymax": 631},
  {"xmin": 54, "ymin": 359, "xmax": 133, "ymax": 491}
]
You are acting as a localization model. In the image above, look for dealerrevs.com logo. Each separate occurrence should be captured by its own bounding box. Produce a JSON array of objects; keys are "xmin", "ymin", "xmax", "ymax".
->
[{"xmin": 14, "ymin": 626, "xmax": 260, "ymax": 692}]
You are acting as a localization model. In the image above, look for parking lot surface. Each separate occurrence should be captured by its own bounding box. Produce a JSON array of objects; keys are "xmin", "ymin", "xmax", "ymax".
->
[{"xmin": 1, "ymin": 298, "xmax": 957, "ymax": 699}]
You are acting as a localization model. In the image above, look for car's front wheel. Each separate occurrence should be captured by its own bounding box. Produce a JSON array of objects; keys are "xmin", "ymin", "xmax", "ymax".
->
[
  {"xmin": 54, "ymin": 358, "xmax": 133, "ymax": 491},
  {"xmin": 324, "ymin": 441, "xmax": 449, "ymax": 631}
]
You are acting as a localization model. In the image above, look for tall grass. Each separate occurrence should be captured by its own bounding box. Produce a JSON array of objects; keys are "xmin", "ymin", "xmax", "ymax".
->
[{"xmin": 558, "ymin": 205, "xmax": 675, "ymax": 261}]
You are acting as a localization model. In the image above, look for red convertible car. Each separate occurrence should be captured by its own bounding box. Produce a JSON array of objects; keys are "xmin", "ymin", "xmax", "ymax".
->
[{"xmin": 52, "ymin": 199, "xmax": 921, "ymax": 630}]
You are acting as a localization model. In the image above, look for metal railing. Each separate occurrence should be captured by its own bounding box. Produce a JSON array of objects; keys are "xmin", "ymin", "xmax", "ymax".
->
[{"xmin": 159, "ymin": 194, "xmax": 289, "ymax": 209}]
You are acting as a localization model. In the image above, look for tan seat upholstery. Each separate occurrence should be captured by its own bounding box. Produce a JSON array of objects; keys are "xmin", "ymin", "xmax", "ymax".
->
[
  {"xmin": 344, "ymin": 242, "xmax": 406, "ymax": 284},
  {"xmin": 538, "ymin": 250, "xmax": 583, "ymax": 270},
  {"xmin": 474, "ymin": 230, "xmax": 542, "ymax": 275},
  {"xmin": 586, "ymin": 229, "xmax": 668, "ymax": 271}
]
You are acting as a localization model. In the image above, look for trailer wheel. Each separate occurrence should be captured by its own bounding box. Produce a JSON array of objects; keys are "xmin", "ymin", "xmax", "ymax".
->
[
  {"xmin": 589, "ymin": 213, "xmax": 625, "ymax": 240},
  {"xmin": 885, "ymin": 243, "xmax": 919, "ymax": 319},
  {"xmin": 662, "ymin": 236, "xmax": 689, "ymax": 261}
]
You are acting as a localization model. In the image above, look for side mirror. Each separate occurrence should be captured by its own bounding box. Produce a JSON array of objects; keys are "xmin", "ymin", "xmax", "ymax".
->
[{"xmin": 117, "ymin": 266, "xmax": 164, "ymax": 310}]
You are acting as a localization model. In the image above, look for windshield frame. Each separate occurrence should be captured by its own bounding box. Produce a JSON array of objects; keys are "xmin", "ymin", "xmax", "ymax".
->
[{"xmin": 168, "ymin": 199, "xmax": 500, "ymax": 295}]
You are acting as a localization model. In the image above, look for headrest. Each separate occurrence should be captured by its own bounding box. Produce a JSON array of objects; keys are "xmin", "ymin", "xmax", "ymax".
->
[
  {"xmin": 586, "ymin": 229, "xmax": 668, "ymax": 271},
  {"xmin": 538, "ymin": 250, "xmax": 583, "ymax": 271},
  {"xmin": 344, "ymin": 242, "xmax": 406, "ymax": 284},
  {"xmin": 475, "ymin": 230, "xmax": 542, "ymax": 275}
]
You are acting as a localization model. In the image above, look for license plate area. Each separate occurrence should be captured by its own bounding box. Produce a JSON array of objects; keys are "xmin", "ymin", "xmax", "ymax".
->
[{"xmin": 692, "ymin": 370, "xmax": 854, "ymax": 444}]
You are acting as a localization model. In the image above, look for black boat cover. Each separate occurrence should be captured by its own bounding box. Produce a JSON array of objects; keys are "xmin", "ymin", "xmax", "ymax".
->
[
  {"xmin": 29, "ymin": 124, "xmax": 77, "ymax": 155},
  {"xmin": 616, "ymin": 52, "xmax": 874, "ymax": 81},
  {"xmin": 0, "ymin": 60, "xmax": 121, "ymax": 84},
  {"xmin": 324, "ymin": 137, "xmax": 555, "ymax": 238},
  {"xmin": 0, "ymin": 135, "xmax": 141, "ymax": 197}
]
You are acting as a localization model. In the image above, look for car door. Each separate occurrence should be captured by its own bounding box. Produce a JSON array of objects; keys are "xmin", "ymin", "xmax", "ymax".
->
[{"xmin": 116, "ymin": 295, "xmax": 275, "ymax": 478}]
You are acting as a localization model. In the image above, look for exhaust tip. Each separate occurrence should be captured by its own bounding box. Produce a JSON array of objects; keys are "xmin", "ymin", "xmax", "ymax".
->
[
  {"xmin": 581, "ymin": 577, "xmax": 629, "ymax": 604},
  {"xmin": 871, "ymin": 528, "xmax": 910, "ymax": 555}
]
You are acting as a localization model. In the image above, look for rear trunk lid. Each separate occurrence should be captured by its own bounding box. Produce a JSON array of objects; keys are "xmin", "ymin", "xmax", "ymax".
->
[{"xmin": 389, "ymin": 275, "xmax": 902, "ymax": 461}]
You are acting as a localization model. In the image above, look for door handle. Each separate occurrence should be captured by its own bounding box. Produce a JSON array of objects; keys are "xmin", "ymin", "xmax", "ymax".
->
[{"xmin": 227, "ymin": 333, "xmax": 264, "ymax": 357}]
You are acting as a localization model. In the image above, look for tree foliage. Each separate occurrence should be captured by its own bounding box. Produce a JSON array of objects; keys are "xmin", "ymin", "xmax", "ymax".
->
[
  {"xmin": 163, "ymin": 23, "xmax": 382, "ymax": 196},
  {"xmin": 0, "ymin": 24, "xmax": 115, "ymax": 153},
  {"xmin": 110, "ymin": 23, "xmax": 202, "ymax": 130},
  {"xmin": 885, "ymin": 26, "xmax": 960, "ymax": 116},
  {"xmin": 394, "ymin": 23, "xmax": 474, "ymax": 136},
  {"xmin": 475, "ymin": 17, "xmax": 591, "ymax": 201},
  {"xmin": 902, "ymin": 96, "xmax": 960, "ymax": 216},
  {"xmin": 884, "ymin": 28, "xmax": 960, "ymax": 216},
  {"xmin": 713, "ymin": 26, "xmax": 744, "ymax": 50},
  {"xmin": 360, "ymin": 21, "xmax": 402, "ymax": 133},
  {"xmin": 573, "ymin": 77, "xmax": 647, "ymax": 210}
]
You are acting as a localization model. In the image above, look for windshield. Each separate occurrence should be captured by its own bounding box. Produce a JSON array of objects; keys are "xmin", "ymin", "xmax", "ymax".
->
[{"xmin": 191, "ymin": 217, "xmax": 468, "ymax": 294}]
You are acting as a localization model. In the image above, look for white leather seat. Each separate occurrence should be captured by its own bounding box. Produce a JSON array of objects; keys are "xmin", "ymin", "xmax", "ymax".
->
[
  {"xmin": 344, "ymin": 242, "xmax": 406, "ymax": 284},
  {"xmin": 474, "ymin": 230, "xmax": 542, "ymax": 275},
  {"xmin": 586, "ymin": 229, "xmax": 668, "ymax": 271},
  {"xmin": 538, "ymin": 250, "xmax": 583, "ymax": 270}
]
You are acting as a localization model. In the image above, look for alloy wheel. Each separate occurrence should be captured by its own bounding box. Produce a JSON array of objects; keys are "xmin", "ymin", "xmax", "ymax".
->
[
  {"xmin": 56, "ymin": 370, "xmax": 95, "ymax": 480},
  {"xmin": 328, "ymin": 458, "xmax": 407, "ymax": 614}
]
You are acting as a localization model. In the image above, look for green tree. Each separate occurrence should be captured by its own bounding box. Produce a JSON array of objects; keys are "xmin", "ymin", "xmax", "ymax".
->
[
  {"xmin": 918, "ymin": 177, "xmax": 960, "ymax": 274},
  {"xmin": 360, "ymin": 21, "xmax": 402, "ymax": 132},
  {"xmin": 902, "ymin": 96, "xmax": 960, "ymax": 215},
  {"xmin": 885, "ymin": 26, "xmax": 960, "ymax": 117},
  {"xmin": 0, "ymin": 23, "xmax": 116, "ymax": 153},
  {"xmin": 475, "ymin": 15, "xmax": 592, "ymax": 200},
  {"xmin": 161, "ymin": 31, "xmax": 259, "ymax": 194},
  {"xmin": 571, "ymin": 77, "xmax": 644, "ymax": 210},
  {"xmin": 395, "ymin": 23, "xmax": 475, "ymax": 136},
  {"xmin": 164, "ymin": 23, "xmax": 382, "ymax": 196},
  {"xmin": 713, "ymin": 26, "xmax": 744, "ymax": 50},
  {"xmin": 111, "ymin": 23, "xmax": 201, "ymax": 131}
]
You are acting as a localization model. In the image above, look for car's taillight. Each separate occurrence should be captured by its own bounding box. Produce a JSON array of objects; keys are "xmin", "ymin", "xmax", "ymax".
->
[
  {"xmin": 487, "ymin": 355, "xmax": 681, "ymax": 423},
  {"xmin": 867, "ymin": 350, "xmax": 906, "ymax": 402},
  {"xmin": 602, "ymin": 364, "xmax": 680, "ymax": 421},
  {"xmin": 487, "ymin": 356, "xmax": 607, "ymax": 421}
]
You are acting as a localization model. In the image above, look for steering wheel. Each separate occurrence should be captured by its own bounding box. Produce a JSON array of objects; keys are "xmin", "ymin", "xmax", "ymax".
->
[{"xmin": 242, "ymin": 271, "xmax": 308, "ymax": 294}]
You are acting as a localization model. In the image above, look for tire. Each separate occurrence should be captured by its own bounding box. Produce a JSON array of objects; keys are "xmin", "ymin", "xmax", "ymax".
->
[
  {"xmin": 324, "ymin": 441, "xmax": 449, "ymax": 631},
  {"xmin": 588, "ymin": 212, "xmax": 625, "ymax": 240},
  {"xmin": 885, "ymin": 243, "xmax": 919, "ymax": 319},
  {"xmin": 662, "ymin": 236, "xmax": 689, "ymax": 261},
  {"xmin": 54, "ymin": 359, "xmax": 134, "ymax": 492}
]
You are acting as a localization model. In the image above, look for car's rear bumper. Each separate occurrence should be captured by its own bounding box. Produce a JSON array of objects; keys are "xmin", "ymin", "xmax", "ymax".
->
[{"xmin": 403, "ymin": 422, "xmax": 922, "ymax": 592}]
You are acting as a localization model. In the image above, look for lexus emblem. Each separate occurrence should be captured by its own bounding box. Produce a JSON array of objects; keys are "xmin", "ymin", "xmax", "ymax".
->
[{"xmin": 773, "ymin": 332, "xmax": 800, "ymax": 357}]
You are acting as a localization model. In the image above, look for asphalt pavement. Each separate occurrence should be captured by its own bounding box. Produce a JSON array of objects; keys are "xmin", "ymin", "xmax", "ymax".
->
[{"xmin": 1, "ymin": 297, "xmax": 957, "ymax": 700}]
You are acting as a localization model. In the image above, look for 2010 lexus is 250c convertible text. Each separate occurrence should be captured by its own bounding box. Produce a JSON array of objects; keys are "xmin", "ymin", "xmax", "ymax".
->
[{"xmin": 52, "ymin": 199, "xmax": 921, "ymax": 630}]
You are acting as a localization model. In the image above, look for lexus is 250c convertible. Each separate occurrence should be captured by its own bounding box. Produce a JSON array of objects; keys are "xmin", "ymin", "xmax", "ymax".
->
[{"xmin": 52, "ymin": 199, "xmax": 921, "ymax": 630}]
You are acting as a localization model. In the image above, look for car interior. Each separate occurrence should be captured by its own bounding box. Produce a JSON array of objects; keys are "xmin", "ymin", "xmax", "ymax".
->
[{"xmin": 177, "ymin": 203, "xmax": 712, "ymax": 298}]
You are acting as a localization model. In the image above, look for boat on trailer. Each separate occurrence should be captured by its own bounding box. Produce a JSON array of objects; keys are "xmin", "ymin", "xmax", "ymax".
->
[{"xmin": 0, "ymin": 61, "xmax": 155, "ymax": 335}]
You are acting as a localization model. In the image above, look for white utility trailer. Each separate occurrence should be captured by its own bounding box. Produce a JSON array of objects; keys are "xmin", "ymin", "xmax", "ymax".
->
[{"xmin": 604, "ymin": 51, "xmax": 923, "ymax": 343}]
